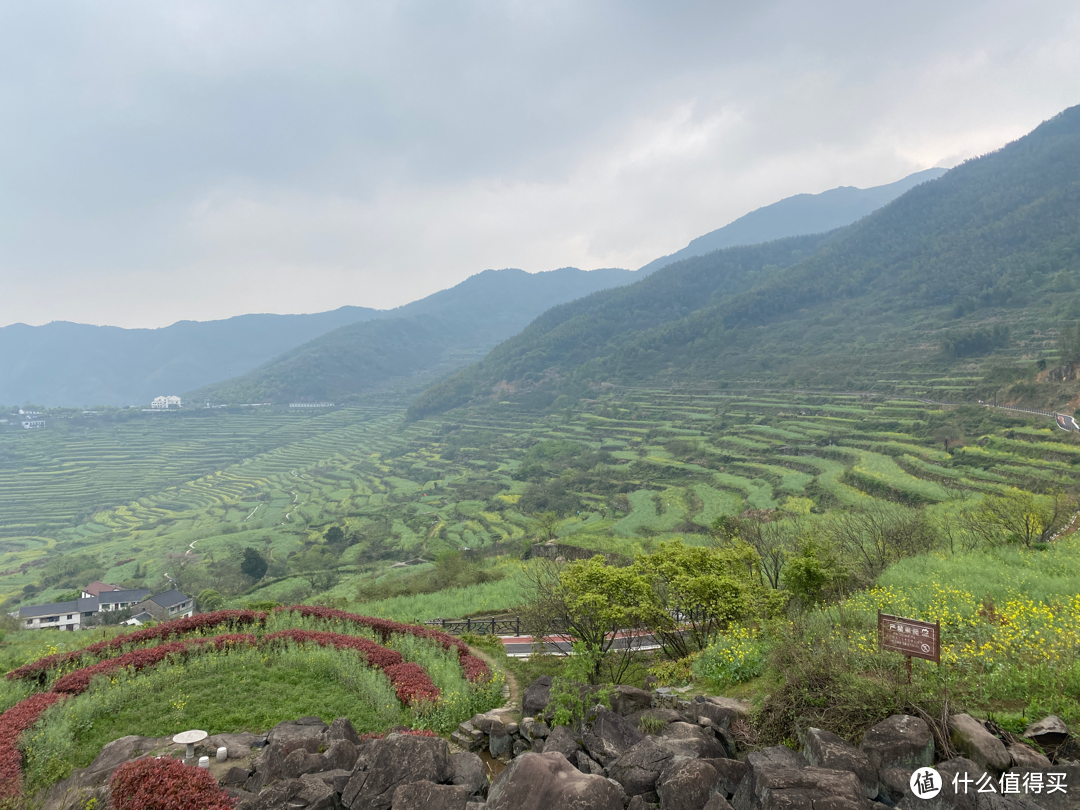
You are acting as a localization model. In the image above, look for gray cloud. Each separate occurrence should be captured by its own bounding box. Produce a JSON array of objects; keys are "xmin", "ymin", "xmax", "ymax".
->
[{"xmin": 1, "ymin": 0, "xmax": 1078, "ymax": 327}]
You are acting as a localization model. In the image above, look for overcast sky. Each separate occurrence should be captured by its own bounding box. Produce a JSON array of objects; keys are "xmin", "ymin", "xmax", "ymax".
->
[{"xmin": 2, "ymin": 1, "xmax": 1079, "ymax": 328}]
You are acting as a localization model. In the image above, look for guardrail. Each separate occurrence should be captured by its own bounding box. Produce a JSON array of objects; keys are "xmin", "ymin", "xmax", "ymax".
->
[{"xmin": 424, "ymin": 616, "xmax": 522, "ymax": 636}]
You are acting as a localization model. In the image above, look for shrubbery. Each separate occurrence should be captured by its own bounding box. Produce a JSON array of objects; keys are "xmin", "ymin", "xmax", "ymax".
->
[{"xmin": 110, "ymin": 757, "xmax": 234, "ymax": 810}]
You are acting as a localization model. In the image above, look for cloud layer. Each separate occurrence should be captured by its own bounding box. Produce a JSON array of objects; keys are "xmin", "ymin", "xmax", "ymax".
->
[{"xmin": 2, "ymin": 0, "xmax": 1078, "ymax": 327}]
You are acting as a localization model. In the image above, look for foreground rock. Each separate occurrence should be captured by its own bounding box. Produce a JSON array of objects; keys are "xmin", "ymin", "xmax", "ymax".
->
[
  {"xmin": 860, "ymin": 715, "xmax": 934, "ymax": 772},
  {"xmin": 948, "ymin": 714, "xmax": 1011, "ymax": 774},
  {"xmin": 800, "ymin": 727, "xmax": 878, "ymax": 799},
  {"xmin": 342, "ymin": 734, "xmax": 452, "ymax": 809},
  {"xmin": 485, "ymin": 751, "xmax": 627, "ymax": 810}
]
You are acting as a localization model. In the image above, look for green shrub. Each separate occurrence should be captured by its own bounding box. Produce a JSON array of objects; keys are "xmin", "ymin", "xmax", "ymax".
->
[{"xmin": 692, "ymin": 628, "xmax": 769, "ymax": 689}]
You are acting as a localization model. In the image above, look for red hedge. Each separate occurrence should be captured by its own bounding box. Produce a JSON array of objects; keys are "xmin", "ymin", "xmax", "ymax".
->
[
  {"xmin": 275, "ymin": 606, "xmax": 492, "ymax": 683},
  {"xmin": 6, "ymin": 610, "xmax": 265, "ymax": 682},
  {"xmin": 110, "ymin": 757, "xmax": 234, "ymax": 810},
  {"xmin": 0, "ymin": 692, "xmax": 65, "ymax": 798}
]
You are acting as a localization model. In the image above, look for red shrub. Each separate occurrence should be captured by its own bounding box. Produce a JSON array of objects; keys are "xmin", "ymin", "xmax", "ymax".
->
[
  {"xmin": 110, "ymin": 757, "xmax": 234, "ymax": 810},
  {"xmin": 6, "ymin": 610, "xmax": 266, "ymax": 683},
  {"xmin": 383, "ymin": 662, "xmax": 440, "ymax": 706},
  {"xmin": 0, "ymin": 692, "xmax": 65, "ymax": 798},
  {"xmin": 275, "ymin": 606, "xmax": 492, "ymax": 682}
]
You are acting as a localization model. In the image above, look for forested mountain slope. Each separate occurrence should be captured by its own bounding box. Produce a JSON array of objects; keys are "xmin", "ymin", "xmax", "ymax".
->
[
  {"xmin": 0, "ymin": 306, "xmax": 378, "ymax": 408},
  {"xmin": 637, "ymin": 167, "xmax": 945, "ymax": 274},
  {"xmin": 189, "ymin": 267, "xmax": 634, "ymax": 404},
  {"xmin": 411, "ymin": 104, "xmax": 1080, "ymax": 418}
]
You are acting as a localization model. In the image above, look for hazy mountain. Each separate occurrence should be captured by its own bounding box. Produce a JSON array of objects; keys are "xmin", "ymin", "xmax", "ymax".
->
[
  {"xmin": 636, "ymin": 167, "xmax": 947, "ymax": 275},
  {"xmin": 0, "ymin": 307, "xmax": 378, "ymax": 408},
  {"xmin": 187, "ymin": 267, "xmax": 635, "ymax": 405},
  {"xmin": 409, "ymin": 105, "xmax": 1080, "ymax": 418}
]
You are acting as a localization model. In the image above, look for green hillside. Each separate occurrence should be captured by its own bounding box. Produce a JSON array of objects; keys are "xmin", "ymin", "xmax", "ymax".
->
[
  {"xmin": 412, "ymin": 105, "xmax": 1080, "ymax": 419},
  {"xmin": 189, "ymin": 267, "xmax": 634, "ymax": 405}
]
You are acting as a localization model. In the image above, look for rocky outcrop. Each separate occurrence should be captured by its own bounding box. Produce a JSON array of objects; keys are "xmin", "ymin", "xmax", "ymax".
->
[
  {"xmin": 656, "ymin": 758, "xmax": 718, "ymax": 810},
  {"xmin": 948, "ymin": 714, "xmax": 1011, "ymax": 773},
  {"xmin": 390, "ymin": 780, "xmax": 473, "ymax": 810},
  {"xmin": 342, "ymin": 734, "xmax": 452, "ymax": 809},
  {"xmin": 860, "ymin": 715, "xmax": 934, "ymax": 772},
  {"xmin": 800, "ymin": 727, "xmax": 878, "ymax": 799},
  {"xmin": 485, "ymin": 751, "xmax": 627, "ymax": 810},
  {"xmin": 522, "ymin": 675, "xmax": 553, "ymax": 717}
]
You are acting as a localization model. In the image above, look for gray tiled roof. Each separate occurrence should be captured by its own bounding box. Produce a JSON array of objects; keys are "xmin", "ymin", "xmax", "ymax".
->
[
  {"xmin": 146, "ymin": 589, "xmax": 189, "ymax": 608},
  {"xmin": 97, "ymin": 589, "xmax": 151, "ymax": 604},
  {"xmin": 19, "ymin": 600, "xmax": 81, "ymax": 618}
]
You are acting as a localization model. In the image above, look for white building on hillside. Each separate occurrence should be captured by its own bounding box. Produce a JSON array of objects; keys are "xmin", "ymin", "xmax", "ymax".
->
[{"xmin": 151, "ymin": 396, "xmax": 182, "ymax": 410}]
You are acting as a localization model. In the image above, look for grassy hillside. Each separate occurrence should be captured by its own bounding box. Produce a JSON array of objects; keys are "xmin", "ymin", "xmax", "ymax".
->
[
  {"xmin": 189, "ymin": 267, "xmax": 634, "ymax": 406},
  {"xmin": 413, "ymin": 105, "xmax": 1080, "ymax": 418}
]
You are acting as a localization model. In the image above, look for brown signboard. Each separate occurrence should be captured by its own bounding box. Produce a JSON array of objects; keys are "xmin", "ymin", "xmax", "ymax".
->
[{"xmin": 878, "ymin": 611, "xmax": 940, "ymax": 664}]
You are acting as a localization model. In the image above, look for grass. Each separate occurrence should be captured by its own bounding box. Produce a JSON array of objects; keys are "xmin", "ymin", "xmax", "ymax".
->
[{"xmin": 21, "ymin": 642, "xmax": 407, "ymax": 793}]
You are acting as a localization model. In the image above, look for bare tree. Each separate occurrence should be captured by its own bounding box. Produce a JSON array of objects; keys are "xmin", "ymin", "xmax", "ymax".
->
[
  {"xmin": 823, "ymin": 503, "xmax": 937, "ymax": 585},
  {"xmin": 960, "ymin": 490, "xmax": 1076, "ymax": 549}
]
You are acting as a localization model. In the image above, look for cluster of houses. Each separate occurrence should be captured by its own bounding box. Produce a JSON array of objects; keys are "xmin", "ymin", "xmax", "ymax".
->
[
  {"xmin": 150, "ymin": 396, "xmax": 182, "ymax": 410},
  {"xmin": 0, "ymin": 409, "xmax": 46, "ymax": 430},
  {"xmin": 17, "ymin": 581, "xmax": 194, "ymax": 631}
]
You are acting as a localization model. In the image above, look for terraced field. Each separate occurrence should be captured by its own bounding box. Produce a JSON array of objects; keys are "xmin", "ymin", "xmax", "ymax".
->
[{"xmin": 2, "ymin": 387, "xmax": 1076, "ymax": 618}]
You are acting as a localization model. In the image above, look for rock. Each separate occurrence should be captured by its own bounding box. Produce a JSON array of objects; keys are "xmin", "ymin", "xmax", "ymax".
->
[
  {"xmin": 704, "ymin": 796, "xmax": 735, "ymax": 810},
  {"xmin": 610, "ymin": 685, "xmax": 654, "ymax": 717},
  {"xmin": 1023, "ymin": 715, "xmax": 1070, "ymax": 749},
  {"xmin": 582, "ymin": 706, "xmax": 645, "ymax": 765},
  {"xmin": 522, "ymin": 717, "xmax": 550, "ymax": 741},
  {"xmin": 282, "ymin": 748, "xmax": 328, "ymax": 780},
  {"xmin": 328, "ymin": 717, "xmax": 362, "ymax": 745},
  {"xmin": 490, "ymin": 726, "xmax": 513, "ymax": 759},
  {"xmin": 297, "ymin": 715, "xmax": 329, "ymax": 728},
  {"xmin": 390, "ymin": 780, "xmax": 472, "ymax": 810},
  {"xmin": 744, "ymin": 745, "xmax": 807, "ymax": 773},
  {"xmin": 800, "ymin": 727, "xmax": 878, "ymax": 799},
  {"xmin": 207, "ymin": 732, "xmax": 263, "ymax": 759},
  {"xmin": 656, "ymin": 758, "xmax": 718, "ymax": 810},
  {"xmin": 628, "ymin": 708, "xmax": 684, "ymax": 732},
  {"xmin": 1005, "ymin": 743, "xmax": 1051, "ymax": 769},
  {"xmin": 573, "ymin": 751, "xmax": 607, "ymax": 776},
  {"xmin": 544, "ymin": 724, "xmax": 583, "ymax": 758},
  {"xmin": 222, "ymin": 766, "xmax": 253, "ymax": 786},
  {"xmin": 627, "ymin": 796, "xmax": 659, "ymax": 810},
  {"xmin": 513, "ymin": 738, "xmax": 531, "ymax": 757},
  {"xmin": 522, "ymin": 676, "xmax": 554, "ymax": 717},
  {"xmin": 486, "ymin": 751, "xmax": 627, "ymax": 810},
  {"xmin": 309, "ymin": 768, "xmax": 353, "ymax": 795},
  {"xmin": 877, "ymin": 768, "xmax": 913, "ymax": 806},
  {"xmin": 860, "ymin": 715, "xmax": 934, "ymax": 772},
  {"xmin": 267, "ymin": 719, "xmax": 326, "ymax": 749},
  {"xmin": 692, "ymin": 696, "xmax": 750, "ymax": 731},
  {"xmin": 607, "ymin": 737, "xmax": 694, "ymax": 799},
  {"xmin": 342, "ymin": 733, "xmax": 452, "ymax": 810},
  {"xmin": 249, "ymin": 738, "xmax": 323, "ymax": 792},
  {"xmin": 449, "ymin": 751, "xmax": 487, "ymax": 798},
  {"xmin": 948, "ymin": 714, "xmax": 1011, "ymax": 774},
  {"xmin": 42, "ymin": 735, "xmax": 174, "ymax": 810},
  {"xmin": 658, "ymin": 723, "xmax": 727, "ymax": 759},
  {"xmin": 910, "ymin": 757, "xmax": 979, "ymax": 810},
  {"xmin": 295, "ymin": 773, "xmax": 338, "ymax": 810},
  {"xmin": 702, "ymin": 758, "xmax": 748, "ymax": 798},
  {"xmin": 238, "ymin": 776, "xmax": 334, "ymax": 810},
  {"xmin": 731, "ymin": 765, "xmax": 869, "ymax": 810},
  {"xmin": 324, "ymin": 738, "xmax": 359, "ymax": 772}
]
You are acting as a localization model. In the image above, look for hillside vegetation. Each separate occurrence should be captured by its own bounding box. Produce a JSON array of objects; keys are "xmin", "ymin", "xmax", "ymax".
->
[{"xmin": 413, "ymin": 105, "xmax": 1080, "ymax": 419}]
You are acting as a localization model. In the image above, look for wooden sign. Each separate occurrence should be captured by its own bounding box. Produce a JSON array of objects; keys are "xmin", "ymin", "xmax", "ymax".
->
[{"xmin": 878, "ymin": 611, "xmax": 940, "ymax": 664}]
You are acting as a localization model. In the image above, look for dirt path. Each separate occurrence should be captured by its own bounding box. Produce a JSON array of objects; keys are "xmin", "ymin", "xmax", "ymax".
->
[{"xmin": 468, "ymin": 644, "xmax": 520, "ymax": 708}]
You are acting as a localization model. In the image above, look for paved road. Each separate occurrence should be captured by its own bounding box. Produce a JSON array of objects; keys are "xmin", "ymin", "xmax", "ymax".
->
[{"xmin": 500, "ymin": 630, "xmax": 662, "ymax": 657}]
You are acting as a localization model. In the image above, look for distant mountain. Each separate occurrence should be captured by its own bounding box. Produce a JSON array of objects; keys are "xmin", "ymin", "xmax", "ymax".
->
[
  {"xmin": 0, "ymin": 307, "xmax": 378, "ymax": 408},
  {"xmin": 187, "ymin": 267, "xmax": 635, "ymax": 405},
  {"xmin": 410, "ymin": 105, "xmax": 1080, "ymax": 418},
  {"xmin": 637, "ymin": 167, "xmax": 947, "ymax": 274}
]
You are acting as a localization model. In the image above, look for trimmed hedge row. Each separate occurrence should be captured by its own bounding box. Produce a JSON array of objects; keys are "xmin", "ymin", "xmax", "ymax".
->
[
  {"xmin": 274, "ymin": 606, "xmax": 492, "ymax": 684},
  {"xmin": 110, "ymin": 757, "xmax": 234, "ymax": 810},
  {"xmin": 0, "ymin": 693, "xmax": 64, "ymax": 798}
]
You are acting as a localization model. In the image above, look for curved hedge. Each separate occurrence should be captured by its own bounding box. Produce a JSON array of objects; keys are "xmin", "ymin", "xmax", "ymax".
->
[{"xmin": 110, "ymin": 757, "xmax": 234, "ymax": 810}]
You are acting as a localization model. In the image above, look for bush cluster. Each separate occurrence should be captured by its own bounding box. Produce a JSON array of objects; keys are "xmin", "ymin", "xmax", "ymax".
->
[
  {"xmin": 110, "ymin": 757, "xmax": 234, "ymax": 810},
  {"xmin": 0, "ymin": 692, "xmax": 65, "ymax": 798}
]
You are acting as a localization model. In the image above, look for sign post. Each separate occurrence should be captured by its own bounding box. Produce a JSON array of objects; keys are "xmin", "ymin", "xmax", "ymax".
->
[{"xmin": 878, "ymin": 611, "xmax": 940, "ymax": 683}]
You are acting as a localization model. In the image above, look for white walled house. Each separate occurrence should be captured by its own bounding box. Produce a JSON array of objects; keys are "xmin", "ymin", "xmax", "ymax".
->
[
  {"xmin": 18, "ymin": 586, "xmax": 186, "ymax": 630},
  {"xmin": 150, "ymin": 396, "xmax": 182, "ymax": 410},
  {"xmin": 19, "ymin": 597, "xmax": 99, "ymax": 631}
]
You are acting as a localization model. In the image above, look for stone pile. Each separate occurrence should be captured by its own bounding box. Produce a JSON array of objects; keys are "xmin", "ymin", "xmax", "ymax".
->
[{"xmin": 41, "ymin": 681, "xmax": 1080, "ymax": 810}]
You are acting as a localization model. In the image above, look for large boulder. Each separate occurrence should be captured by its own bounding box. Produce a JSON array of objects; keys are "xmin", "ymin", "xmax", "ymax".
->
[
  {"xmin": 691, "ymin": 696, "xmax": 750, "ymax": 731},
  {"xmin": 544, "ymin": 724, "xmax": 584, "ymax": 758},
  {"xmin": 207, "ymin": 732, "xmax": 264, "ymax": 759},
  {"xmin": 743, "ymin": 745, "xmax": 807, "ymax": 773},
  {"xmin": 948, "ymin": 714, "xmax": 1011, "ymax": 774},
  {"xmin": 390, "ymin": 780, "xmax": 472, "ymax": 810},
  {"xmin": 486, "ymin": 751, "xmax": 627, "ymax": 810},
  {"xmin": 703, "ymin": 758, "xmax": 748, "ymax": 798},
  {"xmin": 608, "ymin": 737, "xmax": 694, "ymax": 799},
  {"xmin": 236, "ymin": 775, "xmax": 336, "ymax": 810},
  {"xmin": 731, "ymin": 765, "xmax": 870, "ymax": 810},
  {"xmin": 582, "ymin": 706, "xmax": 645, "ymax": 765},
  {"xmin": 627, "ymin": 708, "xmax": 685, "ymax": 732},
  {"xmin": 267, "ymin": 719, "xmax": 327, "ymax": 749},
  {"xmin": 342, "ymin": 734, "xmax": 452, "ymax": 810},
  {"xmin": 704, "ymin": 797, "xmax": 735, "ymax": 810},
  {"xmin": 800, "ymin": 727, "xmax": 878, "ymax": 799},
  {"xmin": 449, "ymin": 751, "xmax": 487, "ymax": 798},
  {"xmin": 1023, "ymin": 715, "xmax": 1070, "ymax": 753},
  {"xmin": 281, "ymin": 748, "xmax": 328, "ymax": 780},
  {"xmin": 523, "ymin": 676, "xmax": 554, "ymax": 717},
  {"xmin": 42, "ymin": 735, "xmax": 173, "ymax": 810},
  {"xmin": 325, "ymin": 739, "xmax": 359, "ymax": 772},
  {"xmin": 656, "ymin": 759, "xmax": 718, "ymax": 810},
  {"xmin": 660, "ymin": 722, "xmax": 727, "ymax": 759},
  {"xmin": 859, "ymin": 715, "xmax": 934, "ymax": 772},
  {"xmin": 328, "ymin": 717, "xmax": 363, "ymax": 745},
  {"xmin": 1006, "ymin": 743, "xmax": 1050, "ymax": 769},
  {"xmin": 610, "ymin": 685, "xmax": 654, "ymax": 717}
]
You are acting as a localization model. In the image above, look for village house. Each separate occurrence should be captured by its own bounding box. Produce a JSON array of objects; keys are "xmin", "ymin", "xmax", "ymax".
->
[
  {"xmin": 17, "ymin": 585, "xmax": 189, "ymax": 630},
  {"xmin": 134, "ymin": 589, "xmax": 194, "ymax": 621}
]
